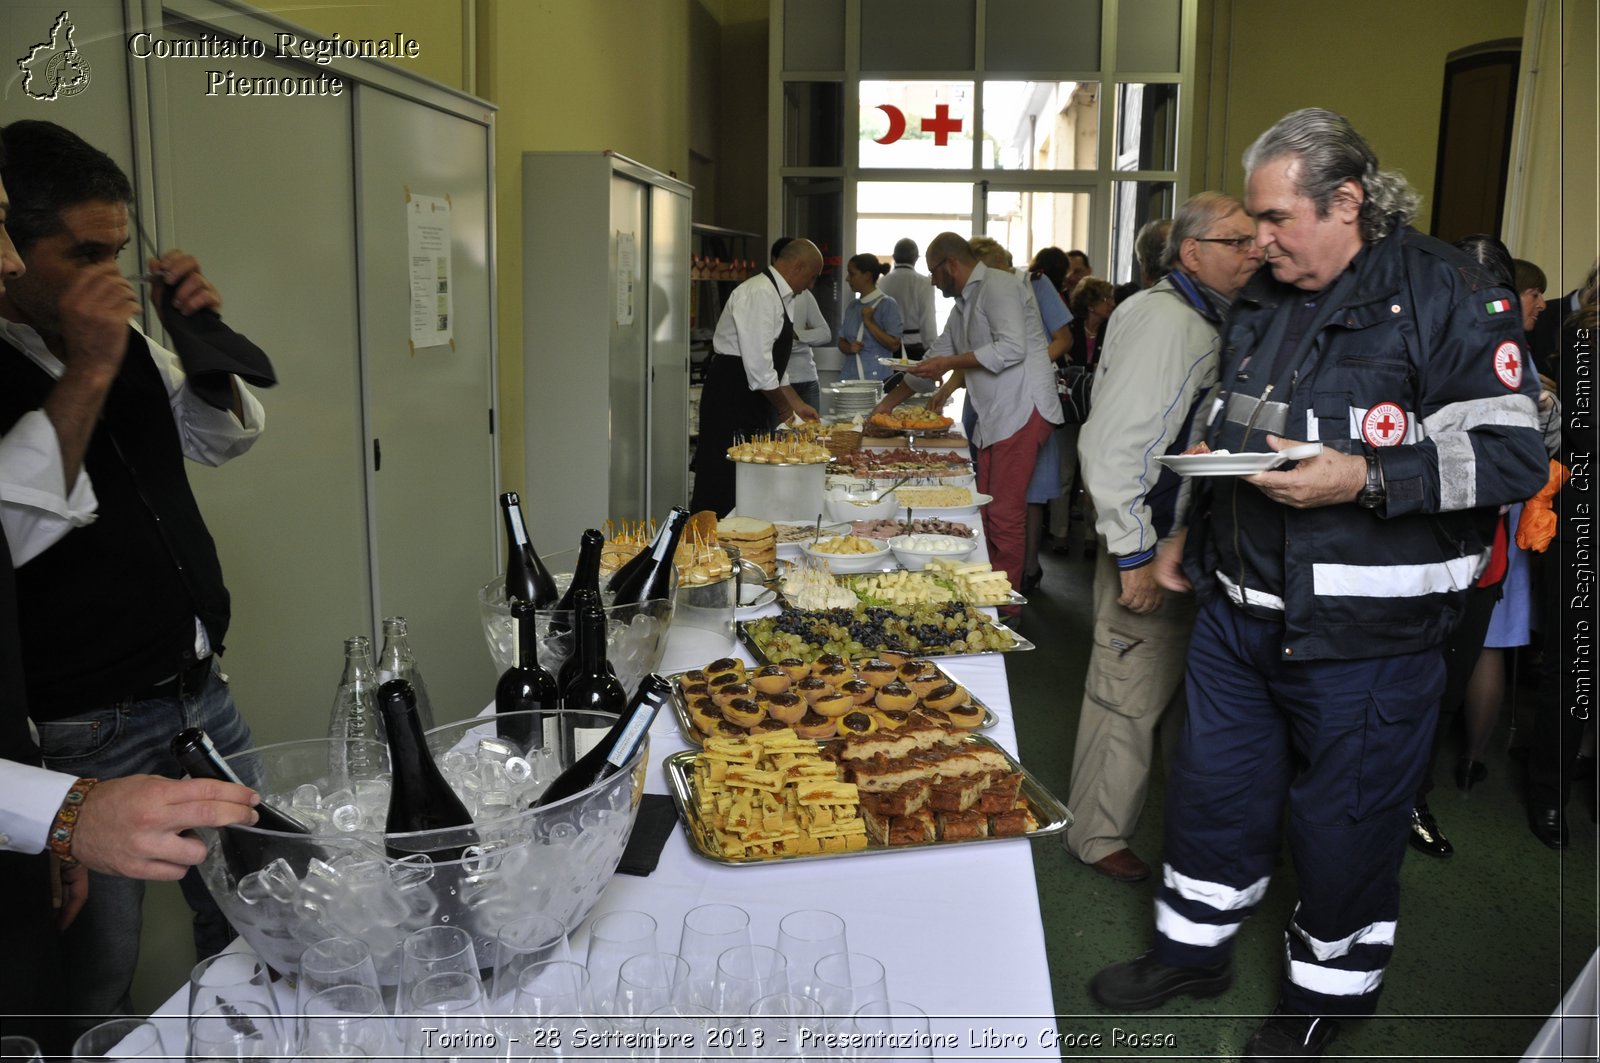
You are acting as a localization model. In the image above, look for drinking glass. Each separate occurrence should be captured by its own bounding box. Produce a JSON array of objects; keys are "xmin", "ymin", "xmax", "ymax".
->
[
  {"xmin": 612, "ymin": 952, "xmax": 691, "ymax": 1026},
  {"xmin": 300, "ymin": 985, "xmax": 394, "ymax": 1059},
  {"xmin": 0, "ymin": 1038, "xmax": 41, "ymax": 1063},
  {"xmin": 188, "ymin": 953, "xmax": 279, "ymax": 1020},
  {"xmin": 491, "ymin": 914, "xmax": 572, "ymax": 1009},
  {"xmin": 773, "ymin": 911, "xmax": 847, "ymax": 1000},
  {"xmin": 510, "ymin": 961, "xmax": 594, "ymax": 1060},
  {"xmin": 749, "ymin": 993, "xmax": 826, "ymax": 1060},
  {"xmin": 583, "ymin": 910, "xmax": 657, "ymax": 1015},
  {"xmin": 400, "ymin": 971, "xmax": 488, "ymax": 1059},
  {"xmin": 398, "ymin": 925, "xmax": 480, "ymax": 1012},
  {"xmin": 187, "ymin": 1001, "xmax": 288, "ymax": 1062},
  {"xmin": 296, "ymin": 937, "xmax": 384, "ymax": 1037},
  {"xmin": 807, "ymin": 953, "xmax": 888, "ymax": 1031},
  {"xmin": 71, "ymin": 1018, "xmax": 167, "ymax": 1063},
  {"xmin": 678, "ymin": 904, "xmax": 751, "ymax": 1008},
  {"xmin": 711, "ymin": 945, "xmax": 789, "ymax": 1016},
  {"xmin": 849, "ymin": 1000, "xmax": 930, "ymax": 1062},
  {"xmin": 647, "ymin": 1003, "xmax": 726, "ymax": 1061}
]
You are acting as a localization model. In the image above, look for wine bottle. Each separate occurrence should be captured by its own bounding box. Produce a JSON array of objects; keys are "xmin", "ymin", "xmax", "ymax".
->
[
  {"xmin": 604, "ymin": 507, "xmax": 689, "ymax": 604},
  {"xmin": 377, "ymin": 679, "xmax": 478, "ymax": 862},
  {"xmin": 327, "ymin": 636, "xmax": 386, "ymax": 783},
  {"xmin": 500, "ymin": 491, "xmax": 558, "ymax": 608},
  {"xmin": 549, "ymin": 528, "xmax": 605, "ymax": 638},
  {"xmin": 376, "ymin": 617, "xmax": 434, "ymax": 731},
  {"xmin": 495, "ymin": 600, "xmax": 559, "ymax": 753},
  {"xmin": 557, "ymin": 590, "xmax": 626, "ymax": 763},
  {"xmin": 535, "ymin": 674, "xmax": 673, "ymax": 807},
  {"xmin": 171, "ymin": 728, "xmax": 311, "ymax": 880}
]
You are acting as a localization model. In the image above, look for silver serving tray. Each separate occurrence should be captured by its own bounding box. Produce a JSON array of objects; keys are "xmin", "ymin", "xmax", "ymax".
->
[
  {"xmin": 735, "ymin": 614, "xmax": 1036, "ymax": 664},
  {"xmin": 774, "ymin": 578, "xmax": 1028, "ymax": 613},
  {"xmin": 663, "ymin": 664, "xmax": 999, "ymax": 747},
  {"xmin": 662, "ymin": 734, "xmax": 1072, "ymax": 866}
]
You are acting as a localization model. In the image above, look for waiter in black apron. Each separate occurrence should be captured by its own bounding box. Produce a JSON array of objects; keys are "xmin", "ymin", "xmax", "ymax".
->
[{"xmin": 689, "ymin": 238, "xmax": 824, "ymax": 515}]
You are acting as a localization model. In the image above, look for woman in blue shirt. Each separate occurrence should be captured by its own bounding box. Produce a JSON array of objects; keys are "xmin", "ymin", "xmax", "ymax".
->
[{"xmin": 838, "ymin": 253, "xmax": 903, "ymax": 382}]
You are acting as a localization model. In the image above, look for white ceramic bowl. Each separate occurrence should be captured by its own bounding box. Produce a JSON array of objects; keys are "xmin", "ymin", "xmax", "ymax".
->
[
  {"xmin": 824, "ymin": 490, "xmax": 901, "ymax": 523},
  {"xmin": 801, "ymin": 537, "xmax": 893, "ymax": 573},
  {"xmin": 774, "ymin": 521, "xmax": 851, "ymax": 560},
  {"xmin": 887, "ymin": 533, "xmax": 980, "ymax": 571}
]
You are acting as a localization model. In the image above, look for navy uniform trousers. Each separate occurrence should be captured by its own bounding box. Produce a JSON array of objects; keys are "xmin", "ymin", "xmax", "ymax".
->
[{"xmin": 1153, "ymin": 597, "xmax": 1444, "ymax": 1016}]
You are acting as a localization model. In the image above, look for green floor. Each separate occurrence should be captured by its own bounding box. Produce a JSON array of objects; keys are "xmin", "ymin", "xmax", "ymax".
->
[{"xmin": 1005, "ymin": 543, "xmax": 1598, "ymax": 1061}]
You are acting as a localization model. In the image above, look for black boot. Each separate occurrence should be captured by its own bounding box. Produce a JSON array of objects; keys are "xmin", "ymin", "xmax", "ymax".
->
[
  {"xmin": 1088, "ymin": 950, "xmax": 1232, "ymax": 1011},
  {"xmin": 1407, "ymin": 801, "xmax": 1453, "ymax": 858},
  {"xmin": 1241, "ymin": 1006, "xmax": 1339, "ymax": 1059}
]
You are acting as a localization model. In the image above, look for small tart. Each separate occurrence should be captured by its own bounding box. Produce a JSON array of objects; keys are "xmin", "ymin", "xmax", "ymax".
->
[
  {"xmin": 681, "ymin": 682, "xmax": 711, "ymax": 702},
  {"xmin": 708, "ymin": 669, "xmax": 744, "ymax": 689},
  {"xmin": 858, "ymin": 659, "xmax": 899, "ymax": 688},
  {"xmin": 706, "ymin": 657, "xmax": 743, "ymax": 675},
  {"xmin": 689, "ymin": 699, "xmax": 724, "ymax": 735},
  {"xmin": 873, "ymin": 708, "xmax": 911, "ymax": 730},
  {"xmin": 875, "ymin": 681, "xmax": 917, "ymax": 712},
  {"xmin": 762, "ymin": 691, "xmax": 807, "ymax": 724},
  {"xmin": 811, "ymin": 652, "xmax": 848, "ymax": 675},
  {"xmin": 713, "ymin": 719, "xmax": 749, "ymax": 738},
  {"xmin": 678, "ymin": 669, "xmax": 708, "ymax": 689},
  {"xmin": 792, "ymin": 710, "xmax": 839, "ymax": 739},
  {"xmin": 907, "ymin": 671, "xmax": 946, "ymax": 698},
  {"xmin": 712, "ymin": 682, "xmax": 755, "ymax": 708},
  {"xmin": 812, "ymin": 690, "xmax": 855, "ymax": 718},
  {"xmin": 878, "ymin": 649, "xmax": 916, "ymax": 667},
  {"xmin": 816, "ymin": 662, "xmax": 853, "ymax": 687},
  {"xmin": 796, "ymin": 675, "xmax": 833, "ymax": 704},
  {"xmin": 752, "ymin": 717, "xmax": 790, "ymax": 733},
  {"xmin": 777, "ymin": 657, "xmax": 811, "ymax": 682},
  {"xmin": 914, "ymin": 706, "xmax": 952, "ymax": 726},
  {"xmin": 840, "ymin": 678, "xmax": 874, "ymax": 705},
  {"xmin": 943, "ymin": 703, "xmax": 984, "ymax": 729},
  {"xmin": 750, "ymin": 665, "xmax": 791, "ymax": 695},
  {"xmin": 897, "ymin": 660, "xmax": 929, "ymax": 681},
  {"xmin": 921, "ymin": 681, "xmax": 966, "ymax": 711},
  {"xmin": 722, "ymin": 697, "xmax": 765, "ymax": 728},
  {"xmin": 838, "ymin": 710, "xmax": 877, "ymax": 736}
]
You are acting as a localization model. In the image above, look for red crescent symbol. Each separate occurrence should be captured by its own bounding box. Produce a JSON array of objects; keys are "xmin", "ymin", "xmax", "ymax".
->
[{"xmin": 874, "ymin": 104, "xmax": 906, "ymax": 145}]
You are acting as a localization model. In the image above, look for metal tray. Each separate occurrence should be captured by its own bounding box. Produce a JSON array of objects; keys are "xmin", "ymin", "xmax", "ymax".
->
[
  {"xmin": 737, "ymin": 612, "xmax": 1036, "ymax": 663},
  {"xmin": 773, "ymin": 573, "xmax": 1027, "ymax": 611},
  {"xmin": 663, "ymin": 663, "xmax": 999, "ymax": 746},
  {"xmin": 662, "ymin": 734, "xmax": 1072, "ymax": 866}
]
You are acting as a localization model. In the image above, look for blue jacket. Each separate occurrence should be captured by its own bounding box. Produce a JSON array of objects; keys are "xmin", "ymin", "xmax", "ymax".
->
[{"xmin": 1184, "ymin": 226, "xmax": 1548, "ymax": 660}]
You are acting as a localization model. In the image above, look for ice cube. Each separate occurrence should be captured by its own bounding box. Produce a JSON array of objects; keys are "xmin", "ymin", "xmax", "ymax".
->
[
  {"xmin": 291, "ymin": 784, "xmax": 323, "ymax": 810},
  {"xmin": 256, "ymin": 857, "xmax": 299, "ymax": 902},
  {"xmin": 477, "ymin": 737, "xmax": 517, "ymax": 763},
  {"xmin": 442, "ymin": 750, "xmax": 473, "ymax": 775},
  {"xmin": 388, "ymin": 853, "xmax": 434, "ymax": 890},
  {"xmin": 330, "ymin": 803, "xmax": 364, "ymax": 832}
]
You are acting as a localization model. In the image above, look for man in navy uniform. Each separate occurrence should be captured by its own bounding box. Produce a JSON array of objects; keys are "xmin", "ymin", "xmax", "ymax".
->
[{"xmin": 1089, "ymin": 109, "xmax": 1548, "ymax": 1059}]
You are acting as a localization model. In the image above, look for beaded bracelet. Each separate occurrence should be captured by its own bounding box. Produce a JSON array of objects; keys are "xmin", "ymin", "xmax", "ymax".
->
[{"xmin": 47, "ymin": 777, "xmax": 100, "ymax": 866}]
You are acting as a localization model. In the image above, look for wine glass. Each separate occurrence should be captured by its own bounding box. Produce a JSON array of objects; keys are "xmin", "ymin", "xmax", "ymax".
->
[
  {"xmin": 398, "ymin": 925, "xmax": 480, "ymax": 1012},
  {"xmin": 491, "ymin": 913, "xmax": 572, "ymax": 1012},
  {"xmin": 296, "ymin": 937, "xmax": 384, "ymax": 1038},
  {"xmin": 187, "ymin": 1001, "xmax": 288, "ymax": 1062},
  {"xmin": 749, "ymin": 993, "xmax": 826, "ymax": 1060},
  {"xmin": 711, "ymin": 945, "xmax": 789, "ymax": 1016},
  {"xmin": 807, "ymin": 953, "xmax": 888, "ymax": 1032},
  {"xmin": 612, "ymin": 952, "xmax": 691, "ymax": 1027},
  {"xmin": 71, "ymin": 1019, "xmax": 166, "ymax": 1063},
  {"xmin": 773, "ymin": 910, "xmax": 847, "ymax": 1000},
  {"xmin": 510, "ymin": 959, "xmax": 595, "ymax": 1053},
  {"xmin": 188, "ymin": 953, "xmax": 280, "ymax": 1021},
  {"xmin": 300, "ymin": 985, "xmax": 395, "ymax": 1060},
  {"xmin": 400, "ymin": 971, "xmax": 488, "ymax": 1059},
  {"xmin": 583, "ymin": 909, "xmax": 657, "ymax": 1015},
  {"xmin": 0, "ymin": 1038, "xmax": 42, "ymax": 1063},
  {"xmin": 849, "ymin": 1000, "xmax": 930, "ymax": 1063},
  {"xmin": 678, "ymin": 904, "xmax": 752, "ymax": 1008}
]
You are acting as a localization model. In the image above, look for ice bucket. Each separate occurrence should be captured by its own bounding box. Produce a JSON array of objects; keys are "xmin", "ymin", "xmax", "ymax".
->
[
  {"xmin": 195, "ymin": 709, "xmax": 643, "ymax": 986},
  {"xmin": 734, "ymin": 460, "xmax": 826, "ymax": 521}
]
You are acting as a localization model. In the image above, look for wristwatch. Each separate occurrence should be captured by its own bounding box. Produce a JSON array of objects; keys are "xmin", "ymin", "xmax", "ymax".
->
[{"xmin": 1357, "ymin": 454, "xmax": 1386, "ymax": 509}]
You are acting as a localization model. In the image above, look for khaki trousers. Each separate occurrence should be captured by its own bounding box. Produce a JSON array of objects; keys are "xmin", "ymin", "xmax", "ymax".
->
[{"xmin": 1064, "ymin": 544, "xmax": 1195, "ymax": 864}]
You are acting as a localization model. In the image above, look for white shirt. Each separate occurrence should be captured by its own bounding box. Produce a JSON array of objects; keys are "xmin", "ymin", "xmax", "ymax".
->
[
  {"xmin": 709, "ymin": 266, "xmax": 797, "ymax": 393},
  {"xmin": 927, "ymin": 263, "xmax": 1062, "ymax": 448},
  {"xmin": 0, "ymin": 320, "xmax": 266, "ymax": 854},
  {"xmin": 878, "ymin": 263, "xmax": 938, "ymax": 346},
  {"xmin": 784, "ymin": 289, "xmax": 832, "ymax": 384}
]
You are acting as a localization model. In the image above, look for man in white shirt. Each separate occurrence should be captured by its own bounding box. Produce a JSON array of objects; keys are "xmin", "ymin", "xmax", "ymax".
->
[
  {"xmin": 689, "ymin": 238, "xmax": 822, "ymax": 514},
  {"xmin": 874, "ymin": 233, "xmax": 1062, "ymax": 585},
  {"xmin": 768, "ymin": 236, "xmax": 832, "ymax": 423},
  {"xmin": 877, "ymin": 238, "xmax": 937, "ymax": 360},
  {"xmin": 0, "ymin": 140, "xmax": 259, "ymax": 1053}
]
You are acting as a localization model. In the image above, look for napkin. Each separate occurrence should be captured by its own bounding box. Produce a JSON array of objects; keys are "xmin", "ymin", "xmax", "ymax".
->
[
  {"xmin": 615, "ymin": 793, "xmax": 678, "ymax": 876},
  {"xmin": 160, "ymin": 285, "xmax": 278, "ymax": 410}
]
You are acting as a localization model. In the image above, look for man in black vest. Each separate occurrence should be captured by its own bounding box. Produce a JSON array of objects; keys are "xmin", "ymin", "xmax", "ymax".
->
[{"xmin": 0, "ymin": 120, "xmax": 268, "ymax": 1025}]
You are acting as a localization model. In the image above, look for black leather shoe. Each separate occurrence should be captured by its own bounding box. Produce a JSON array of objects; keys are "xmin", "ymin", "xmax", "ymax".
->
[
  {"xmin": 1020, "ymin": 569, "xmax": 1044, "ymax": 594},
  {"xmin": 1408, "ymin": 801, "xmax": 1453, "ymax": 858},
  {"xmin": 1242, "ymin": 1007, "xmax": 1338, "ymax": 1059},
  {"xmin": 1529, "ymin": 805, "xmax": 1569, "ymax": 849},
  {"xmin": 1088, "ymin": 950, "xmax": 1232, "ymax": 1011},
  {"xmin": 1455, "ymin": 757, "xmax": 1488, "ymax": 792}
]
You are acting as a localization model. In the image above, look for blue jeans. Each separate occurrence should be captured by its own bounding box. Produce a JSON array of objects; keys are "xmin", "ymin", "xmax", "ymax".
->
[{"xmin": 34, "ymin": 660, "xmax": 259, "ymax": 1020}]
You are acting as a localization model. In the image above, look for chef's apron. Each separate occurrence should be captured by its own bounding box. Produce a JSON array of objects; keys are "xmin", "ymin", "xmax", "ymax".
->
[
  {"xmin": 689, "ymin": 272, "xmax": 795, "ymax": 515},
  {"xmin": 0, "ymin": 521, "xmax": 68, "ymax": 1052}
]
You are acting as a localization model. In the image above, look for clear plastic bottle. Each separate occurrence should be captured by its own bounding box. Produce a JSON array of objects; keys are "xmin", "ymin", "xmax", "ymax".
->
[
  {"xmin": 327, "ymin": 635, "xmax": 387, "ymax": 783},
  {"xmin": 377, "ymin": 617, "xmax": 435, "ymax": 730}
]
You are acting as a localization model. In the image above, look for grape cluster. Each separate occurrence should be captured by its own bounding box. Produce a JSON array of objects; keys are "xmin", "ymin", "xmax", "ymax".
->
[{"xmin": 747, "ymin": 603, "xmax": 1015, "ymax": 661}]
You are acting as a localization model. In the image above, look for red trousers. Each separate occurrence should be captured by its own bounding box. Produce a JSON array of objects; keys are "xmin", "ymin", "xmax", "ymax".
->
[{"xmin": 975, "ymin": 408, "xmax": 1055, "ymax": 585}]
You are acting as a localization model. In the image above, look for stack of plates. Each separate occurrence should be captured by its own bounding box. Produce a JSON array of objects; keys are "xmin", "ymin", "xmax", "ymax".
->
[{"xmin": 824, "ymin": 381, "xmax": 882, "ymax": 422}]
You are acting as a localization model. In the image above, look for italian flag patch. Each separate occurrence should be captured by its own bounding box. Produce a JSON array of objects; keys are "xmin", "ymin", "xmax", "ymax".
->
[{"xmin": 1485, "ymin": 298, "xmax": 1513, "ymax": 314}]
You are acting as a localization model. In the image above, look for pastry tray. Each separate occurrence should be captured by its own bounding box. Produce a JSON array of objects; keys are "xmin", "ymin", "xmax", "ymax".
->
[
  {"xmin": 662, "ymin": 734, "xmax": 1072, "ymax": 866},
  {"xmin": 774, "ymin": 580, "xmax": 1027, "ymax": 611},
  {"xmin": 663, "ymin": 663, "xmax": 999, "ymax": 747},
  {"xmin": 736, "ymin": 613, "xmax": 1036, "ymax": 663}
]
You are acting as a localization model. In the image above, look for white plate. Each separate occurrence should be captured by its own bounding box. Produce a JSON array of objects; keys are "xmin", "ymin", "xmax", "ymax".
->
[
  {"xmin": 1155, "ymin": 442, "xmax": 1323, "ymax": 477},
  {"xmin": 895, "ymin": 490, "xmax": 992, "ymax": 518},
  {"xmin": 877, "ymin": 356, "xmax": 920, "ymax": 368},
  {"xmin": 774, "ymin": 521, "xmax": 851, "ymax": 559},
  {"xmin": 737, "ymin": 585, "xmax": 778, "ymax": 609}
]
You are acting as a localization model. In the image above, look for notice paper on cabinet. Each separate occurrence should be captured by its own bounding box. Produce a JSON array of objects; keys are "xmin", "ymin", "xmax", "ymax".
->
[{"xmin": 408, "ymin": 193, "xmax": 453, "ymax": 348}]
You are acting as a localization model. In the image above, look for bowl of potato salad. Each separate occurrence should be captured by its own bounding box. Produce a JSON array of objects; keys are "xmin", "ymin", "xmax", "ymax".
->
[{"xmin": 801, "ymin": 534, "xmax": 893, "ymax": 573}]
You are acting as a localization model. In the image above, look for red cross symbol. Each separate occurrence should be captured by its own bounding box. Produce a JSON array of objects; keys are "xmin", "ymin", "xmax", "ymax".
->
[
  {"xmin": 1493, "ymin": 340, "xmax": 1524, "ymax": 390},
  {"xmin": 921, "ymin": 104, "xmax": 963, "ymax": 146},
  {"xmin": 1375, "ymin": 414, "xmax": 1396, "ymax": 435},
  {"xmin": 1502, "ymin": 352, "xmax": 1518, "ymax": 374}
]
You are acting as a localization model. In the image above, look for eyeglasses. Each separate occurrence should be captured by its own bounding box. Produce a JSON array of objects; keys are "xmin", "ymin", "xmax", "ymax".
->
[
  {"xmin": 1194, "ymin": 235, "xmax": 1256, "ymax": 251},
  {"xmin": 927, "ymin": 256, "xmax": 952, "ymax": 279}
]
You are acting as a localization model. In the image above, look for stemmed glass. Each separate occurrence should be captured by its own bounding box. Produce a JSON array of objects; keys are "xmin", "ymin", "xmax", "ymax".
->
[
  {"xmin": 511, "ymin": 959, "xmax": 594, "ymax": 1050},
  {"xmin": 0, "ymin": 1038, "xmax": 42, "ymax": 1063},
  {"xmin": 807, "ymin": 953, "xmax": 888, "ymax": 1032},
  {"xmin": 188, "ymin": 954, "xmax": 280, "ymax": 1020},
  {"xmin": 400, "ymin": 971, "xmax": 487, "ymax": 1059},
  {"xmin": 71, "ymin": 1019, "xmax": 167, "ymax": 1063},
  {"xmin": 187, "ymin": 1001, "xmax": 288, "ymax": 1062},
  {"xmin": 299, "ymin": 985, "xmax": 395, "ymax": 1059},
  {"xmin": 711, "ymin": 946, "xmax": 789, "ymax": 1016},
  {"xmin": 583, "ymin": 910, "xmax": 657, "ymax": 1016},
  {"xmin": 612, "ymin": 952, "xmax": 691, "ymax": 1026},
  {"xmin": 749, "ymin": 993, "xmax": 826, "ymax": 1060},
  {"xmin": 678, "ymin": 904, "xmax": 752, "ymax": 1008},
  {"xmin": 398, "ymin": 925, "xmax": 480, "ymax": 1012},
  {"xmin": 849, "ymin": 1000, "xmax": 931, "ymax": 1063},
  {"xmin": 296, "ymin": 937, "xmax": 384, "ymax": 1039},
  {"xmin": 773, "ymin": 911, "xmax": 847, "ymax": 1000},
  {"xmin": 491, "ymin": 914, "xmax": 572, "ymax": 1012}
]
